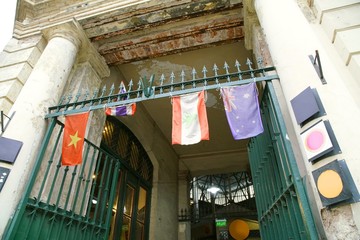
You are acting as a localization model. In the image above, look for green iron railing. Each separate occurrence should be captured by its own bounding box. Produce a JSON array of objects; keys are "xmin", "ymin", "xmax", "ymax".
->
[
  {"xmin": 4, "ymin": 119, "xmax": 120, "ymax": 240},
  {"xmin": 248, "ymin": 82, "xmax": 318, "ymax": 239},
  {"xmin": 45, "ymin": 58, "xmax": 278, "ymax": 118}
]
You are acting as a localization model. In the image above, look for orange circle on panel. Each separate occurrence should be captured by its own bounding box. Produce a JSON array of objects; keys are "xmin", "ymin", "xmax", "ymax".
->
[
  {"xmin": 229, "ymin": 219, "xmax": 250, "ymax": 240},
  {"xmin": 317, "ymin": 170, "xmax": 343, "ymax": 198}
]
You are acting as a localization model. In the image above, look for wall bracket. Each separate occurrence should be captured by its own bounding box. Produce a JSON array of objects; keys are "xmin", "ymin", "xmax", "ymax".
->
[{"xmin": 309, "ymin": 50, "xmax": 327, "ymax": 84}]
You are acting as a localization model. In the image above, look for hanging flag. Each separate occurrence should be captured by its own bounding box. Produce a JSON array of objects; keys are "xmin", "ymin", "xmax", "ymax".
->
[
  {"xmin": 105, "ymin": 81, "xmax": 137, "ymax": 116},
  {"xmin": 220, "ymin": 82, "xmax": 263, "ymax": 140},
  {"xmin": 62, "ymin": 112, "xmax": 90, "ymax": 166},
  {"xmin": 105, "ymin": 104, "xmax": 136, "ymax": 116},
  {"xmin": 172, "ymin": 90, "xmax": 209, "ymax": 145}
]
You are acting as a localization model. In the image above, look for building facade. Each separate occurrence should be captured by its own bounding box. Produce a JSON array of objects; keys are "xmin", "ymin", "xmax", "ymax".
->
[{"xmin": 0, "ymin": 0, "xmax": 359, "ymax": 239}]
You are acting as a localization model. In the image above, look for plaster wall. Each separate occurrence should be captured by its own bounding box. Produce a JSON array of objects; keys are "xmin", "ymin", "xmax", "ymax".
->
[
  {"xmin": 0, "ymin": 35, "xmax": 45, "ymax": 114},
  {"xmin": 255, "ymin": 0, "xmax": 360, "ymax": 238}
]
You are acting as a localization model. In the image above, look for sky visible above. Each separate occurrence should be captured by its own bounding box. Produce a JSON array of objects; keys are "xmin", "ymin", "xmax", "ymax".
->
[{"xmin": 0, "ymin": 1, "xmax": 17, "ymax": 51}]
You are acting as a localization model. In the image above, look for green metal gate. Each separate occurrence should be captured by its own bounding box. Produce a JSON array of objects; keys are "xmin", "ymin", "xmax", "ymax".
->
[
  {"xmin": 3, "ymin": 57, "xmax": 299, "ymax": 239},
  {"xmin": 4, "ymin": 118, "xmax": 120, "ymax": 240},
  {"xmin": 248, "ymin": 82, "xmax": 318, "ymax": 239}
]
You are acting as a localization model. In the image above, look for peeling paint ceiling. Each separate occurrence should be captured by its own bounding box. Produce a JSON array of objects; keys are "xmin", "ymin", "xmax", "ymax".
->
[{"xmin": 86, "ymin": 0, "xmax": 250, "ymax": 176}]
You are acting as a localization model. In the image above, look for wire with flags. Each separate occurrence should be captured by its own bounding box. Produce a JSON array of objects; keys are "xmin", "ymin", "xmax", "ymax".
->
[{"xmin": 61, "ymin": 82, "xmax": 263, "ymax": 166}]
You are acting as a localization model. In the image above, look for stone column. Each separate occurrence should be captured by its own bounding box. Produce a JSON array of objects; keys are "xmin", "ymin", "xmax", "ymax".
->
[{"xmin": 0, "ymin": 22, "xmax": 81, "ymax": 235}]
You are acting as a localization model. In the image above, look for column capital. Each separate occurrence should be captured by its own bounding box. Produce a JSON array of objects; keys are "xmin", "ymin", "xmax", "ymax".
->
[
  {"xmin": 43, "ymin": 22, "xmax": 82, "ymax": 50},
  {"xmin": 42, "ymin": 20, "xmax": 110, "ymax": 79}
]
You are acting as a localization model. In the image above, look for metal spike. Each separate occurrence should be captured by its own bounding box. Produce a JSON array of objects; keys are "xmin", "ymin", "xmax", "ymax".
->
[
  {"xmin": 224, "ymin": 61, "xmax": 230, "ymax": 74},
  {"xmin": 170, "ymin": 72, "xmax": 175, "ymax": 92},
  {"xmin": 159, "ymin": 74, "xmax": 165, "ymax": 94},
  {"xmin": 235, "ymin": 60, "xmax": 243, "ymax": 80},
  {"xmin": 246, "ymin": 58, "xmax": 255, "ymax": 78},
  {"xmin": 170, "ymin": 72, "xmax": 175, "ymax": 84},
  {"xmin": 137, "ymin": 79, "xmax": 142, "ymax": 98},
  {"xmin": 128, "ymin": 80, "xmax": 133, "ymax": 91},
  {"xmin": 83, "ymin": 90, "xmax": 89, "ymax": 101},
  {"xmin": 180, "ymin": 70, "xmax": 185, "ymax": 82},
  {"xmin": 119, "ymin": 81, "xmax": 126, "ymax": 93},
  {"xmin": 92, "ymin": 89, "xmax": 99, "ymax": 100},
  {"xmin": 100, "ymin": 85, "xmax": 106, "ymax": 97},
  {"xmin": 257, "ymin": 57, "xmax": 264, "ymax": 69},
  {"xmin": 160, "ymin": 74, "xmax": 165, "ymax": 86},
  {"xmin": 128, "ymin": 80, "xmax": 133, "ymax": 99},
  {"xmin": 191, "ymin": 68, "xmax": 197, "ymax": 80},
  {"xmin": 109, "ymin": 83, "xmax": 115, "ymax": 95},
  {"xmin": 137, "ymin": 78, "xmax": 142, "ymax": 90},
  {"xmin": 74, "ymin": 90, "xmax": 81, "ymax": 102},
  {"xmin": 117, "ymin": 82, "xmax": 125, "ymax": 101},
  {"xmin": 66, "ymin": 94, "xmax": 72, "ymax": 104},
  {"xmin": 224, "ymin": 61, "xmax": 230, "ymax": 82},
  {"xmin": 213, "ymin": 64, "xmax": 219, "ymax": 76},
  {"xmin": 202, "ymin": 66, "xmax": 208, "ymax": 78},
  {"xmin": 213, "ymin": 64, "xmax": 219, "ymax": 86},
  {"xmin": 246, "ymin": 58, "xmax": 253, "ymax": 70},
  {"xmin": 180, "ymin": 70, "xmax": 186, "ymax": 90},
  {"xmin": 235, "ymin": 60, "xmax": 241, "ymax": 72}
]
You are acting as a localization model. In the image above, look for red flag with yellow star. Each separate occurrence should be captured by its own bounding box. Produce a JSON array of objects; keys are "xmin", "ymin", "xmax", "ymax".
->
[{"xmin": 62, "ymin": 112, "xmax": 89, "ymax": 166}]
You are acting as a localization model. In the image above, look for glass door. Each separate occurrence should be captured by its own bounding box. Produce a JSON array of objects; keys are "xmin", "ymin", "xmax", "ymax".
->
[{"xmin": 111, "ymin": 170, "xmax": 149, "ymax": 240}]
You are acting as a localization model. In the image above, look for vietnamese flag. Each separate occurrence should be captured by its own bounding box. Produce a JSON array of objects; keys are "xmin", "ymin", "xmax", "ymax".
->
[
  {"xmin": 172, "ymin": 90, "xmax": 209, "ymax": 145},
  {"xmin": 62, "ymin": 112, "xmax": 89, "ymax": 166}
]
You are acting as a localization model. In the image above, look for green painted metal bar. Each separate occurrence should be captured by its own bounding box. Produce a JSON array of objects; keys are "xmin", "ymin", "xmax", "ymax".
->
[
  {"xmin": 45, "ymin": 73, "xmax": 278, "ymax": 118},
  {"xmin": 72, "ymin": 142, "xmax": 91, "ymax": 212},
  {"xmin": 99, "ymin": 156, "xmax": 114, "ymax": 225},
  {"xmin": 266, "ymin": 81, "xmax": 318, "ymax": 239},
  {"xmin": 74, "ymin": 145, "xmax": 98, "ymax": 239},
  {"xmin": 54, "ymin": 167, "xmax": 70, "ymax": 239},
  {"xmin": 79, "ymin": 146, "xmax": 99, "ymax": 216},
  {"xmin": 64, "ymin": 166, "xmax": 79, "ymax": 210},
  {"xmin": 104, "ymin": 160, "xmax": 120, "ymax": 238},
  {"xmin": 92, "ymin": 154, "xmax": 109, "ymax": 227},
  {"xmin": 3, "ymin": 118, "xmax": 57, "ymax": 240},
  {"xmin": 85, "ymin": 151, "xmax": 103, "ymax": 222}
]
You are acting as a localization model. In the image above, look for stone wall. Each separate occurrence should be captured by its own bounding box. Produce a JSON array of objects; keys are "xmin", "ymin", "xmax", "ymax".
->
[{"xmin": 0, "ymin": 35, "xmax": 46, "ymax": 114}]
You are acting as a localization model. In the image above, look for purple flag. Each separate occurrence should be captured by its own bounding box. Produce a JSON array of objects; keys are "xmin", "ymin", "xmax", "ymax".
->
[
  {"xmin": 105, "ymin": 81, "xmax": 136, "ymax": 116},
  {"xmin": 220, "ymin": 82, "xmax": 263, "ymax": 140},
  {"xmin": 105, "ymin": 104, "xmax": 136, "ymax": 116}
]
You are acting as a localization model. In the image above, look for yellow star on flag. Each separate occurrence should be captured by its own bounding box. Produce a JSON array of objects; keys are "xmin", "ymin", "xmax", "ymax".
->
[
  {"xmin": 68, "ymin": 131, "xmax": 82, "ymax": 148},
  {"xmin": 62, "ymin": 112, "xmax": 89, "ymax": 166}
]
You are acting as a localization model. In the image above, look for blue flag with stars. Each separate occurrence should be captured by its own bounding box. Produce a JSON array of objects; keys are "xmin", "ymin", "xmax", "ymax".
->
[{"xmin": 220, "ymin": 82, "xmax": 263, "ymax": 140}]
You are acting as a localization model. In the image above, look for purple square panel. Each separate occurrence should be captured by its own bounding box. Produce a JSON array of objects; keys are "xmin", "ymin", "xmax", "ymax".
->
[
  {"xmin": 290, "ymin": 87, "xmax": 320, "ymax": 125},
  {"xmin": 0, "ymin": 137, "xmax": 23, "ymax": 163}
]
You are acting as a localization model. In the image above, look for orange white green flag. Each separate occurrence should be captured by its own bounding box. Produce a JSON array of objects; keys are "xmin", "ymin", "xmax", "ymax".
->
[{"xmin": 61, "ymin": 112, "xmax": 90, "ymax": 166}]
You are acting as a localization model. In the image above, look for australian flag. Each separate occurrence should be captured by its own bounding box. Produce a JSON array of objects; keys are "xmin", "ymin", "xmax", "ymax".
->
[{"xmin": 220, "ymin": 82, "xmax": 263, "ymax": 140}]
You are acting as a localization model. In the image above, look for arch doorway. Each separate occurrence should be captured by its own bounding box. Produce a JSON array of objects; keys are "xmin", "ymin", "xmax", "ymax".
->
[{"xmin": 101, "ymin": 116, "xmax": 153, "ymax": 240}]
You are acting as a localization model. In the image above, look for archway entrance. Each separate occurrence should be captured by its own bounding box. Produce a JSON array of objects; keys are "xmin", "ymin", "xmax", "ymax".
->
[{"xmin": 101, "ymin": 117, "xmax": 153, "ymax": 240}]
